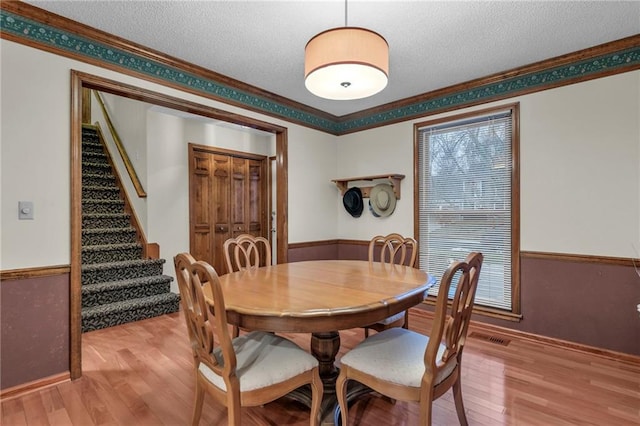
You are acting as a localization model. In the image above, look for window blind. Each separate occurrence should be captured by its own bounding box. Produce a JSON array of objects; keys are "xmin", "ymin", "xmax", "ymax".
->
[{"xmin": 418, "ymin": 111, "xmax": 513, "ymax": 310}]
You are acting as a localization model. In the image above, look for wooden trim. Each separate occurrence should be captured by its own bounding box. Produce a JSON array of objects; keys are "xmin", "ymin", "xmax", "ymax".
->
[
  {"xmin": 413, "ymin": 309, "xmax": 640, "ymax": 365},
  {"xmin": 413, "ymin": 103, "xmax": 522, "ymax": 316},
  {"xmin": 69, "ymin": 71, "xmax": 290, "ymax": 379},
  {"xmin": 81, "ymin": 88, "xmax": 91, "ymax": 123},
  {"xmin": 0, "ymin": 2, "xmax": 334, "ymax": 134},
  {"xmin": 146, "ymin": 243, "xmax": 160, "ymax": 260},
  {"xmin": 332, "ymin": 241, "xmax": 637, "ymax": 268},
  {"xmin": 276, "ymin": 130, "xmax": 288, "ymax": 264},
  {"xmin": 521, "ymin": 250, "xmax": 636, "ymax": 266},
  {"xmin": 337, "ymin": 35, "xmax": 640, "ymax": 135},
  {"xmin": 0, "ymin": 265, "xmax": 70, "ymax": 281},
  {"xmin": 0, "ymin": 372, "xmax": 70, "ymax": 401},
  {"xmin": 189, "ymin": 143, "xmax": 268, "ymax": 161},
  {"xmin": 511, "ymin": 103, "xmax": 522, "ymax": 315},
  {"xmin": 70, "ymin": 70, "xmax": 83, "ymax": 380},
  {"xmin": 75, "ymin": 71, "xmax": 286, "ymax": 133},
  {"xmin": 419, "ymin": 298, "xmax": 523, "ymax": 322},
  {"xmin": 92, "ymin": 91, "xmax": 147, "ymax": 197},
  {"xmin": 288, "ymin": 239, "xmax": 339, "ymax": 249},
  {"xmin": 337, "ymin": 239, "xmax": 370, "ymax": 246}
]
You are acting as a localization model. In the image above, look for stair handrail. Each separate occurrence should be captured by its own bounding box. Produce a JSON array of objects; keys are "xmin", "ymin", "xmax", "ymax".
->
[{"xmin": 92, "ymin": 90, "xmax": 147, "ymax": 198}]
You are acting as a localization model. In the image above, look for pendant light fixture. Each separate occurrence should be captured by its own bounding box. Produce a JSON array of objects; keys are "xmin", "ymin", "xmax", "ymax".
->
[{"xmin": 304, "ymin": 0, "xmax": 389, "ymax": 100}]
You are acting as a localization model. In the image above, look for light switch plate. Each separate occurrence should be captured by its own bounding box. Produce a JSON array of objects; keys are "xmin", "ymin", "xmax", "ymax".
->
[{"xmin": 18, "ymin": 201, "xmax": 34, "ymax": 220}]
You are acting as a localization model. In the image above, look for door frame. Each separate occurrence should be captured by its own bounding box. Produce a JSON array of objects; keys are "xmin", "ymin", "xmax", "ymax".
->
[{"xmin": 70, "ymin": 70, "xmax": 289, "ymax": 379}]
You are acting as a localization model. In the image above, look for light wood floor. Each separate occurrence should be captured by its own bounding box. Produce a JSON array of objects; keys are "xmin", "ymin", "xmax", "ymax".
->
[{"xmin": 2, "ymin": 309, "xmax": 639, "ymax": 425}]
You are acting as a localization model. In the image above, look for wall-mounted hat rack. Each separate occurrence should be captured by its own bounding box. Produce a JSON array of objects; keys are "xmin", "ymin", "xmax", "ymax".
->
[{"xmin": 332, "ymin": 174, "xmax": 405, "ymax": 199}]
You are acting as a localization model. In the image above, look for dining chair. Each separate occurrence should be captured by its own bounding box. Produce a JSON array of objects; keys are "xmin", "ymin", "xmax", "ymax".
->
[
  {"xmin": 363, "ymin": 233, "xmax": 418, "ymax": 337},
  {"xmin": 222, "ymin": 234, "xmax": 272, "ymax": 336},
  {"xmin": 223, "ymin": 233, "xmax": 272, "ymax": 273},
  {"xmin": 336, "ymin": 252, "xmax": 483, "ymax": 426},
  {"xmin": 173, "ymin": 253, "xmax": 323, "ymax": 426}
]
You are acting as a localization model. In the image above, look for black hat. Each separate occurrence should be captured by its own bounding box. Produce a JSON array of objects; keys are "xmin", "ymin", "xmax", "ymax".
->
[{"xmin": 343, "ymin": 187, "xmax": 364, "ymax": 218}]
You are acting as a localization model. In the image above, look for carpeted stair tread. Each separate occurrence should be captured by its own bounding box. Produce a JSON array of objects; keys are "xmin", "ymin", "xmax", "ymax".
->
[
  {"xmin": 84, "ymin": 212, "xmax": 130, "ymax": 219},
  {"xmin": 82, "ymin": 227, "xmax": 137, "ymax": 245},
  {"xmin": 81, "ymin": 293, "xmax": 181, "ymax": 332},
  {"xmin": 82, "ymin": 227, "xmax": 135, "ymax": 234},
  {"xmin": 83, "ymin": 274, "xmax": 173, "ymax": 293},
  {"xmin": 81, "ymin": 258, "xmax": 165, "ymax": 269},
  {"xmin": 82, "ymin": 242, "xmax": 143, "ymax": 264},
  {"xmin": 82, "ymin": 275, "xmax": 173, "ymax": 307},
  {"xmin": 83, "ymin": 172, "xmax": 116, "ymax": 181},
  {"xmin": 82, "ymin": 255, "xmax": 166, "ymax": 286},
  {"xmin": 83, "ymin": 185, "xmax": 120, "ymax": 192},
  {"xmin": 83, "ymin": 213, "xmax": 131, "ymax": 229},
  {"xmin": 83, "ymin": 161, "xmax": 112, "ymax": 170},
  {"xmin": 83, "ymin": 186, "xmax": 122, "ymax": 200},
  {"xmin": 83, "ymin": 242, "xmax": 141, "ymax": 252},
  {"xmin": 82, "ymin": 199, "xmax": 126, "ymax": 211}
]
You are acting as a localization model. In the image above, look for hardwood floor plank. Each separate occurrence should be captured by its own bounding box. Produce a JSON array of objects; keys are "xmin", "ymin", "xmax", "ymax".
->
[
  {"xmin": 55, "ymin": 381, "xmax": 96, "ymax": 426},
  {"xmin": 2, "ymin": 398, "xmax": 27, "ymax": 425},
  {"xmin": 2, "ymin": 309, "xmax": 639, "ymax": 425},
  {"xmin": 45, "ymin": 408, "xmax": 73, "ymax": 425},
  {"xmin": 21, "ymin": 392, "xmax": 51, "ymax": 426},
  {"xmin": 38, "ymin": 387, "xmax": 65, "ymax": 414}
]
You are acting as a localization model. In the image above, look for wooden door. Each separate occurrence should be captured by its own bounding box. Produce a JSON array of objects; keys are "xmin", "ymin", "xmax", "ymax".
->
[
  {"xmin": 231, "ymin": 157, "xmax": 247, "ymax": 237},
  {"xmin": 189, "ymin": 145, "xmax": 267, "ymax": 275},
  {"xmin": 212, "ymin": 154, "xmax": 232, "ymax": 274},
  {"xmin": 190, "ymin": 151, "xmax": 215, "ymax": 267}
]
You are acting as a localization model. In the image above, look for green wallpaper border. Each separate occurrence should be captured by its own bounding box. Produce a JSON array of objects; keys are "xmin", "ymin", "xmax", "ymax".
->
[{"xmin": 2, "ymin": 9, "xmax": 638, "ymax": 134}]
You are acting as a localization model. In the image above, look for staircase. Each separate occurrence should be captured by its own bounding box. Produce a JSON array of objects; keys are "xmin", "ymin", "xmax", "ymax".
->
[{"xmin": 81, "ymin": 125, "xmax": 180, "ymax": 332}]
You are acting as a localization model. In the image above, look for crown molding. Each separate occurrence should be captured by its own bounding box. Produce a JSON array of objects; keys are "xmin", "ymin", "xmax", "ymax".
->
[{"xmin": 2, "ymin": 2, "xmax": 639, "ymax": 135}]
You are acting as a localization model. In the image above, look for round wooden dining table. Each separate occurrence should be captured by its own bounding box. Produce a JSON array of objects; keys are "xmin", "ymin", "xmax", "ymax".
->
[{"xmin": 203, "ymin": 259, "xmax": 435, "ymax": 423}]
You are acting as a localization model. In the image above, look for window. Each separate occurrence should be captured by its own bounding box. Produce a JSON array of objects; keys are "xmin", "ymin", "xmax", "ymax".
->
[{"xmin": 415, "ymin": 104, "xmax": 520, "ymax": 316}]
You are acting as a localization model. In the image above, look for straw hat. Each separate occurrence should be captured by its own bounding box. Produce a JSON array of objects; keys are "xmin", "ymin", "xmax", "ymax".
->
[{"xmin": 369, "ymin": 183, "xmax": 397, "ymax": 217}]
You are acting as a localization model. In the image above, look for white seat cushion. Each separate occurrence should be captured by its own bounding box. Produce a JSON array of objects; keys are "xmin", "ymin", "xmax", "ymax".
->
[
  {"xmin": 340, "ymin": 327, "xmax": 456, "ymax": 387},
  {"xmin": 199, "ymin": 331, "xmax": 318, "ymax": 392}
]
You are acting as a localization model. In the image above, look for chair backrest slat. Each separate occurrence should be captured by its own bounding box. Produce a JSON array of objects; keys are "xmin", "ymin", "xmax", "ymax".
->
[
  {"xmin": 424, "ymin": 252, "xmax": 483, "ymax": 371},
  {"xmin": 174, "ymin": 253, "xmax": 236, "ymax": 376},
  {"xmin": 223, "ymin": 234, "xmax": 272, "ymax": 273},
  {"xmin": 368, "ymin": 233, "xmax": 418, "ymax": 267}
]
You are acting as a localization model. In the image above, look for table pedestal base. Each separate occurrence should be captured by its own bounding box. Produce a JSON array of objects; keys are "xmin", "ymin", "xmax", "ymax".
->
[
  {"xmin": 286, "ymin": 380, "xmax": 376, "ymax": 425},
  {"xmin": 282, "ymin": 331, "xmax": 376, "ymax": 425}
]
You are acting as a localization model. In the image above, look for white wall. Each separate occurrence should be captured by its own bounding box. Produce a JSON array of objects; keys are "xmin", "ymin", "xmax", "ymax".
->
[
  {"xmin": 519, "ymin": 73, "xmax": 639, "ymax": 257},
  {"xmin": 336, "ymin": 72, "xmax": 640, "ymax": 258},
  {"xmin": 335, "ymin": 121, "xmax": 416, "ymax": 240},
  {"xmin": 287, "ymin": 126, "xmax": 339, "ymax": 243},
  {"xmin": 0, "ymin": 39, "xmax": 337, "ymax": 271},
  {"xmin": 146, "ymin": 112, "xmax": 189, "ymax": 289},
  {"xmin": 1, "ymin": 41, "xmax": 71, "ymax": 269},
  {"xmin": 91, "ymin": 92, "xmax": 149, "ymax": 232}
]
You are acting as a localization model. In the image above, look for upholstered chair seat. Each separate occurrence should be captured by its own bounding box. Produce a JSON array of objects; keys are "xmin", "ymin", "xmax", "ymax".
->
[
  {"xmin": 339, "ymin": 327, "xmax": 457, "ymax": 388},
  {"xmin": 201, "ymin": 331, "xmax": 319, "ymax": 392}
]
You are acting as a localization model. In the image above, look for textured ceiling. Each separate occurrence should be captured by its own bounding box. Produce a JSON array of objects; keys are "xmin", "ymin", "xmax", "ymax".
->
[{"xmin": 23, "ymin": 1, "xmax": 640, "ymax": 117}]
